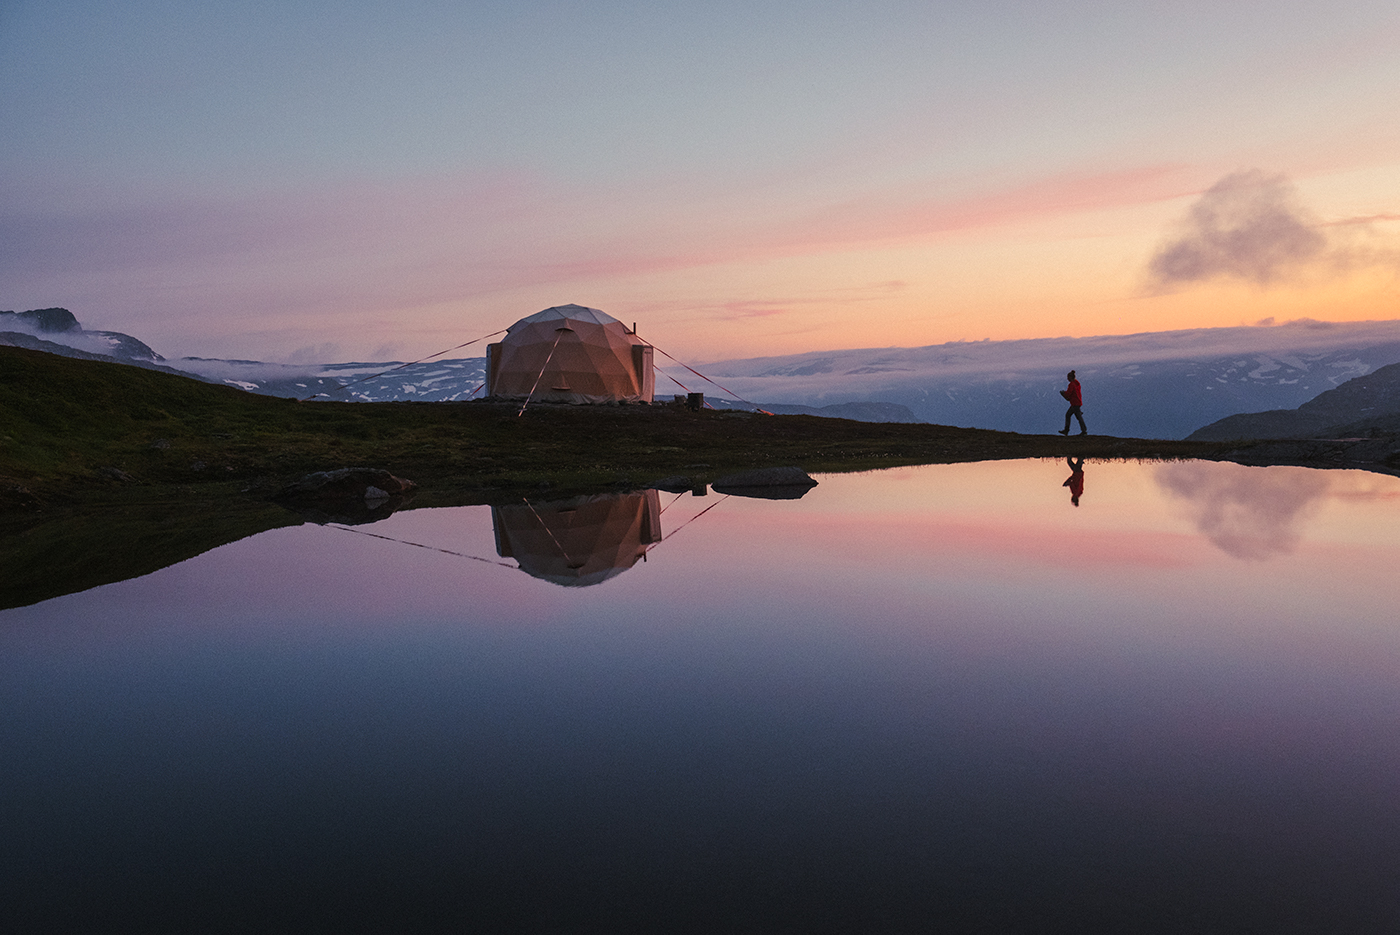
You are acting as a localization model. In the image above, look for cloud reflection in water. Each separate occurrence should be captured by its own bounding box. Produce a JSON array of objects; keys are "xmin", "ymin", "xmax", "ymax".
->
[{"xmin": 1155, "ymin": 461, "xmax": 1332, "ymax": 560}]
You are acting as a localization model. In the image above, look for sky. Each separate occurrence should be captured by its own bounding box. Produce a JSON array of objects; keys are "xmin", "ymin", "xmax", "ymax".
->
[{"xmin": 3, "ymin": 0, "xmax": 1400, "ymax": 363}]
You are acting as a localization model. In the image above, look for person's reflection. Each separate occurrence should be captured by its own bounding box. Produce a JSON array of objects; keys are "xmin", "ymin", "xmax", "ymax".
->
[{"xmin": 1063, "ymin": 456, "xmax": 1085, "ymax": 507}]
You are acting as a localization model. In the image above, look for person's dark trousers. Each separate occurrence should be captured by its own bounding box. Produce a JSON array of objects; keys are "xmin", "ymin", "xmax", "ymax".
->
[{"xmin": 1064, "ymin": 405, "xmax": 1087, "ymax": 434}]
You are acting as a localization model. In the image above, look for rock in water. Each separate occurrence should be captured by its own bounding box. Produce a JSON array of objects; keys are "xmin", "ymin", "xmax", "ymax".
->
[
  {"xmin": 275, "ymin": 467, "xmax": 416, "ymax": 502},
  {"xmin": 712, "ymin": 466, "xmax": 818, "ymax": 500},
  {"xmin": 712, "ymin": 466, "xmax": 817, "ymax": 488},
  {"xmin": 646, "ymin": 475, "xmax": 694, "ymax": 493}
]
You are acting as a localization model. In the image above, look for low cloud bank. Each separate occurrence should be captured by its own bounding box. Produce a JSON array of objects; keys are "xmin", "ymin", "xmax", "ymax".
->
[
  {"xmin": 175, "ymin": 358, "xmax": 326, "ymax": 384},
  {"xmin": 0, "ymin": 307, "xmax": 161, "ymax": 361},
  {"xmin": 704, "ymin": 318, "xmax": 1400, "ymax": 386},
  {"xmin": 697, "ymin": 318, "xmax": 1400, "ymax": 438}
]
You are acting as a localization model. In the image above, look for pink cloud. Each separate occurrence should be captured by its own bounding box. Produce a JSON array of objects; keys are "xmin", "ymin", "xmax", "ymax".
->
[
  {"xmin": 1322, "ymin": 214, "xmax": 1400, "ymax": 227},
  {"xmin": 632, "ymin": 280, "xmax": 910, "ymax": 324},
  {"xmin": 527, "ymin": 164, "xmax": 1196, "ymax": 281},
  {"xmin": 2, "ymin": 161, "xmax": 1201, "ymax": 350},
  {"xmin": 783, "ymin": 164, "xmax": 1193, "ymax": 250}
]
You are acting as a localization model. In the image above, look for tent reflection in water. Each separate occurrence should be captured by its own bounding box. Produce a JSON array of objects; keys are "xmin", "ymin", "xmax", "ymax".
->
[
  {"xmin": 485, "ymin": 304, "xmax": 655, "ymax": 404},
  {"xmin": 492, "ymin": 489, "xmax": 663, "ymax": 587}
]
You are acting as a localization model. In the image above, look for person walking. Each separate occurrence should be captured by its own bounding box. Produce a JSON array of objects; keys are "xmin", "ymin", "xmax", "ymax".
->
[{"xmin": 1058, "ymin": 370, "xmax": 1087, "ymax": 436}]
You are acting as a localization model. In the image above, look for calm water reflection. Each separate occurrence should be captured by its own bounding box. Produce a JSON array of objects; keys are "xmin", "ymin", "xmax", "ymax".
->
[
  {"xmin": 2, "ymin": 459, "xmax": 1399, "ymax": 933},
  {"xmin": 1063, "ymin": 455, "xmax": 1086, "ymax": 507},
  {"xmin": 1155, "ymin": 460, "xmax": 1340, "ymax": 560},
  {"xmin": 493, "ymin": 489, "xmax": 663, "ymax": 587}
]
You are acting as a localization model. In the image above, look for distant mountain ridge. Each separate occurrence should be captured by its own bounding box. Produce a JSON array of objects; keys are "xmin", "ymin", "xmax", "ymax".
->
[
  {"xmin": 173, "ymin": 356, "xmax": 490, "ymax": 401},
  {"xmin": 0, "ymin": 330, "xmax": 216, "ymax": 382},
  {"xmin": 8, "ymin": 307, "xmax": 1400, "ymax": 435},
  {"xmin": 1, "ymin": 307, "xmax": 164, "ymax": 364},
  {"xmin": 699, "ymin": 319, "xmax": 1400, "ymax": 438},
  {"xmin": 1187, "ymin": 361, "xmax": 1400, "ymax": 440}
]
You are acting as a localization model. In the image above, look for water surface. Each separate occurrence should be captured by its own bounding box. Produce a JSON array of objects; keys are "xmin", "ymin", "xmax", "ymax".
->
[{"xmin": 3, "ymin": 459, "xmax": 1399, "ymax": 933}]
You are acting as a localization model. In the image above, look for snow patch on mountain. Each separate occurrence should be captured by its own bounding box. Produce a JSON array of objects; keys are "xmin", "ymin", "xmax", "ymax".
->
[
  {"xmin": 0, "ymin": 307, "xmax": 162, "ymax": 362},
  {"xmin": 173, "ymin": 356, "xmax": 489, "ymax": 402}
]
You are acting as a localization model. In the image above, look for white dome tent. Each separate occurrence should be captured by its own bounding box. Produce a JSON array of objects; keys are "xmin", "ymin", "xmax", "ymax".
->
[{"xmin": 485, "ymin": 305, "xmax": 655, "ymax": 405}]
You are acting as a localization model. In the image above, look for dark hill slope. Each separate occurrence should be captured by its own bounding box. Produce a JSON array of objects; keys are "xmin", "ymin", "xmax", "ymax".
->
[
  {"xmin": 1, "ymin": 344, "xmax": 309, "ymax": 490},
  {"xmin": 1, "ymin": 330, "xmax": 210, "ymax": 380},
  {"xmin": 2, "ymin": 345, "xmax": 1223, "ymax": 508},
  {"xmin": 1188, "ymin": 362, "xmax": 1400, "ymax": 440}
]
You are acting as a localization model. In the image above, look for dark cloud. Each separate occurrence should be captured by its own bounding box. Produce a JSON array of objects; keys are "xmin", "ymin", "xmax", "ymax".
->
[{"xmin": 1148, "ymin": 170, "xmax": 1327, "ymax": 289}]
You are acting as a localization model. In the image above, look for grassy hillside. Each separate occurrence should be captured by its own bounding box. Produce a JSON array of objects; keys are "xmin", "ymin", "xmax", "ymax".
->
[
  {"xmin": 2, "ymin": 344, "xmax": 1225, "ymax": 510},
  {"xmin": 0, "ymin": 344, "xmax": 1305, "ymax": 610}
]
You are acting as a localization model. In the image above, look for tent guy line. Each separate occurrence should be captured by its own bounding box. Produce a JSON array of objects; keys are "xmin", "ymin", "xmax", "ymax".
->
[
  {"xmin": 658, "ymin": 490, "xmax": 688, "ymax": 514},
  {"xmin": 646, "ymin": 495, "xmax": 731, "ymax": 554},
  {"xmin": 293, "ymin": 305, "xmax": 767, "ymax": 413},
  {"xmin": 521, "ymin": 495, "xmax": 579, "ymax": 566},
  {"xmin": 325, "ymin": 523, "xmax": 520, "ymax": 570},
  {"xmin": 301, "ymin": 329, "xmax": 508, "ymax": 402},
  {"xmin": 638, "ymin": 334, "xmax": 772, "ymax": 413},
  {"xmin": 323, "ymin": 489, "xmax": 728, "ymax": 578},
  {"xmin": 516, "ymin": 328, "xmax": 568, "ymax": 417},
  {"xmin": 656, "ymin": 365, "xmax": 710, "ymax": 406}
]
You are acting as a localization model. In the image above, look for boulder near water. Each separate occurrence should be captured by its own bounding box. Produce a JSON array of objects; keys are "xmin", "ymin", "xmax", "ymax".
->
[
  {"xmin": 275, "ymin": 467, "xmax": 417, "ymax": 502},
  {"xmin": 711, "ymin": 466, "xmax": 818, "ymax": 500},
  {"xmin": 712, "ymin": 466, "xmax": 817, "ymax": 488}
]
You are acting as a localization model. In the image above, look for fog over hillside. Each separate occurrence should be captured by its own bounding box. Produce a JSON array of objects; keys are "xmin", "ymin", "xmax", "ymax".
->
[
  {"xmin": 697, "ymin": 319, "xmax": 1400, "ymax": 439},
  {"xmin": 1, "ymin": 307, "xmax": 164, "ymax": 363}
]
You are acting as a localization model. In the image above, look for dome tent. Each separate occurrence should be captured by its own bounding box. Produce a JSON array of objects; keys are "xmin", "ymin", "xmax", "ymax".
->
[{"xmin": 485, "ymin": 305, "xmax": 655, "ymax": 404}]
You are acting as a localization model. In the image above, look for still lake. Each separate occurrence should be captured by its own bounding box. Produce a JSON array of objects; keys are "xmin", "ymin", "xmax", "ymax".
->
[{"xmin": 3, "ymin": 459, "xmax": 1399, "ymax": 933}]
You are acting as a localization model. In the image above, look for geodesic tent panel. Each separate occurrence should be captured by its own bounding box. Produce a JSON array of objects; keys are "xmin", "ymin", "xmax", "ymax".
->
[
  {"xmin": 486, "ymin": 304, "xmax": 654, "ymax": 403},
  {"xmin": 492, "ymin": 489, "xmax": 663, "ymax": 587}
]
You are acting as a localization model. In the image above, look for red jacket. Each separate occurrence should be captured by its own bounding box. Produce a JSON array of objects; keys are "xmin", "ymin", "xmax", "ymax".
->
[
  {"xmin": 1064, "ymin": 471, "xmax": 1084, "ymax": 498},
  {"xmin": 1061, "ymin": 379, "xmax": 1082, "ymax": 407}
]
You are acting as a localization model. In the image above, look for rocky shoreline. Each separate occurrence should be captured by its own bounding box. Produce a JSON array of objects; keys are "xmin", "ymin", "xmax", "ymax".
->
[{"xmin": 1212, "ymin": 435, "xmax": 1400, "ymax": 475}]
